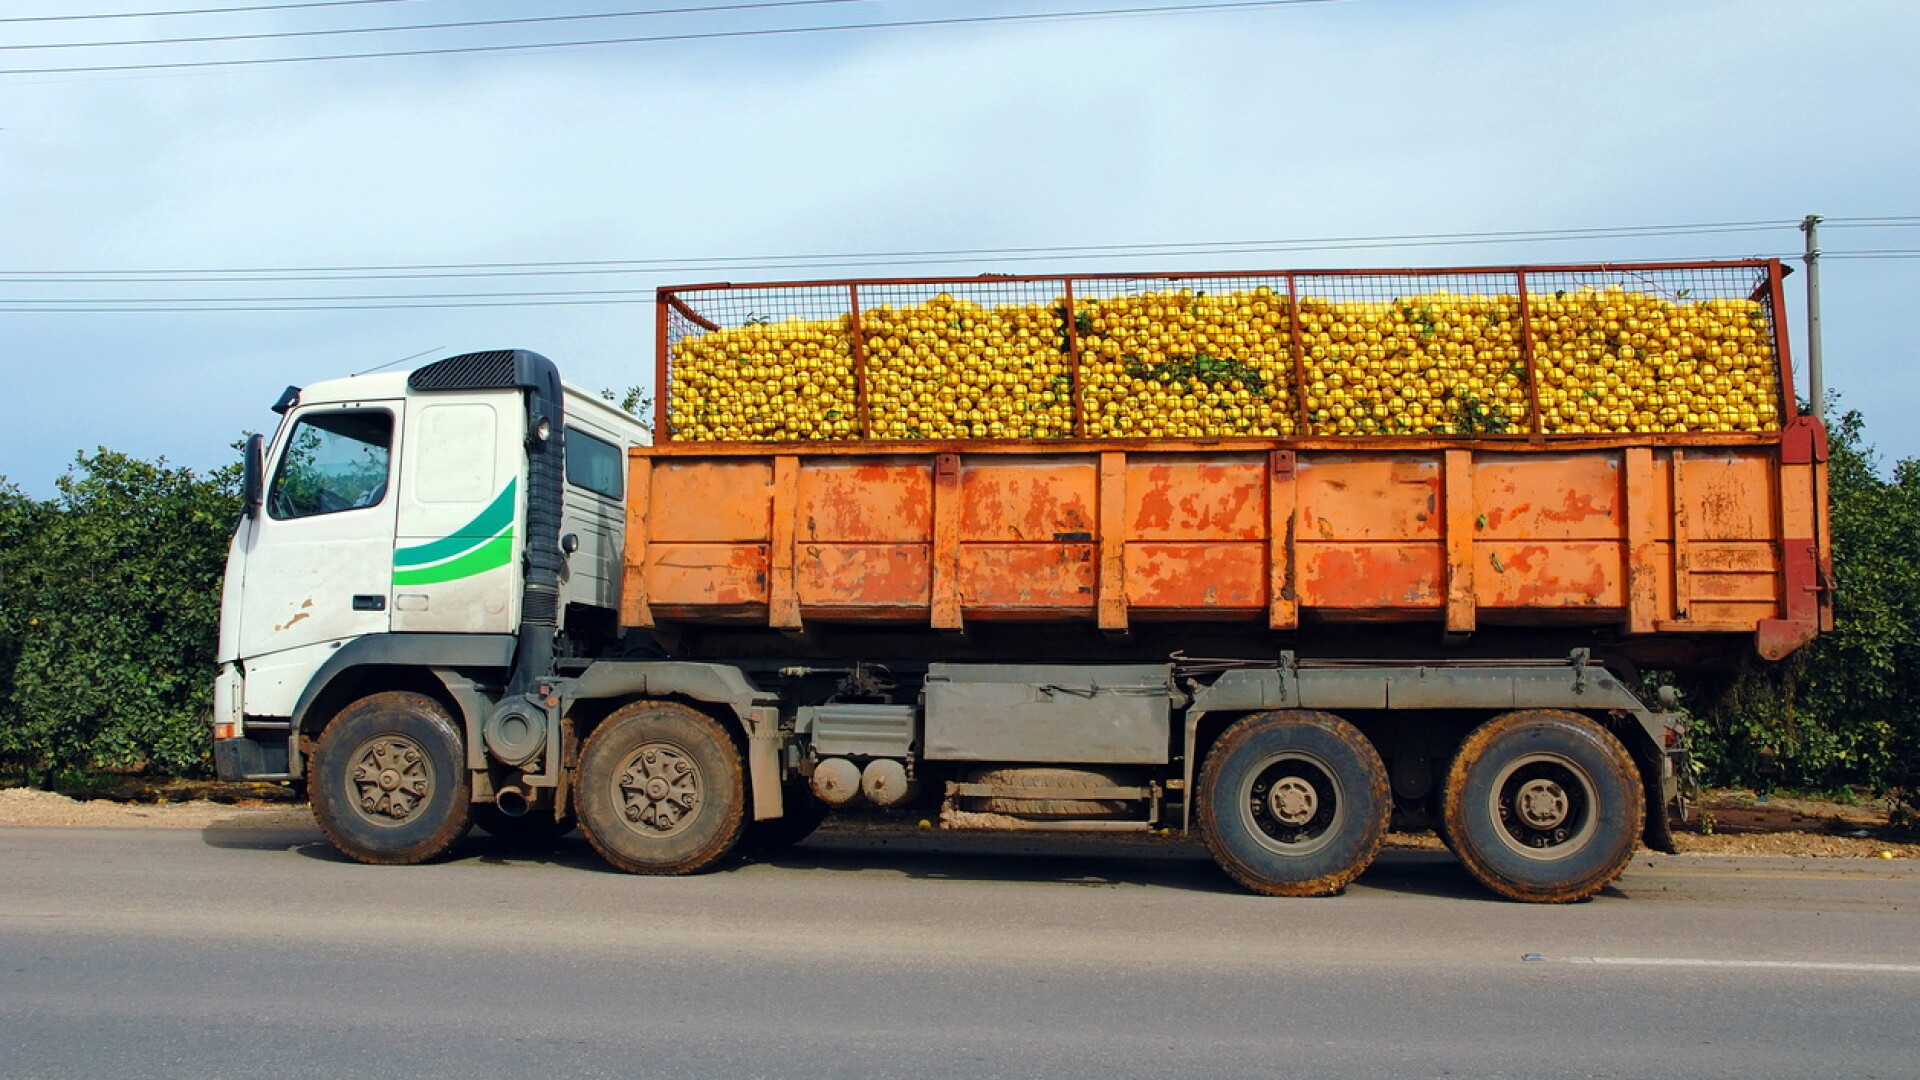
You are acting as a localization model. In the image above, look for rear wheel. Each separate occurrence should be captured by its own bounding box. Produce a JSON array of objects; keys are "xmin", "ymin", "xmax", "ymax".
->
[
  {"xmin": 1198, "ymin": 710, "xmax": 1390, "ymax": 897},
  {"xmin": 1443, "ymin": 710, "xmax": 1643, "ymax": 903},
  {"xmin": 576, "ymin": 701, "xmax": 746, "ymax": 875},
  {"xmin": 308, "ymin": 692, "xmax": 472, "ymax": 865}
]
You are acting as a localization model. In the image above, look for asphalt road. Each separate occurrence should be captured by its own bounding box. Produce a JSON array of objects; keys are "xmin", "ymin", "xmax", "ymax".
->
[{"xmin": 2, "ymin": 819, "xmax": 1917, "ymax": 1080}]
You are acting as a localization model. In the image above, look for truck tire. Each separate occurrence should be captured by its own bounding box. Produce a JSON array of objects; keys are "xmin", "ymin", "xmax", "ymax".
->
[
  {"xmin": 471, "ymin": 802, "xmax": 576, "ymax": 846},
  {"xmin": 1198, "ymin": 710, "xmax": 1390, "ymax": 897},
  {"xmin": 308, "ymin": 692, "xmax": 473, "ymax": 865},
  {"xmin": 1442, "ymin": 710, "xmax": 1643, "ymax": 903},
  {"xmin": 576, "ymin": 700, "xmax": 746, "ymax": 875}
]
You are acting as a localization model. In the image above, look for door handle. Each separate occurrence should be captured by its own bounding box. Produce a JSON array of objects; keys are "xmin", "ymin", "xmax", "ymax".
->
[{"xmin": 352, "ymin": 594, "xmax": 387, "ymax": 612}]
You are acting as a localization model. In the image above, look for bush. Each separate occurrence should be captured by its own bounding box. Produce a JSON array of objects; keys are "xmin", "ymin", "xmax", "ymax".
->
[{"xmin": 0, "ymin": 452, "xmax": 238, "ymax": 783}]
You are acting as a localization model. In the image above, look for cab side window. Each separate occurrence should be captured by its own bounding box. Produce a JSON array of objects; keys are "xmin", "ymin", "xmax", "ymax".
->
[
  {"xmin": 565, "ymin": 427, "xmax": 624, "ymax": 500},
  {"xmin": 268, "ymin": 410, "xmax": 394, "ymax": 519}
]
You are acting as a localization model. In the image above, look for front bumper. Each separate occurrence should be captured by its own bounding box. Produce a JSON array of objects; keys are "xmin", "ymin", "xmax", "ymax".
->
[
  {"xmin": 213, "ymin": 736, "xmax": 291, "ymax": 782},
  {"xmin": 211, "ymin": 664, "xmax": 294, "ymax": 781}
]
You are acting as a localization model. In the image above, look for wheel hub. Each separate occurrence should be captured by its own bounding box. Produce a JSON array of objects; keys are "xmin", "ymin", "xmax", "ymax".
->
[
  {"xmin": 1244, "ymin": 752, "xmax": 1341, "ymax": 855},
  {"xmin": 348, "ymin": 737, "xmax": 432, "ymax": 822},
  {"xmin": 1267, "ymin": 776, "xmax": 1320, "ymax": 826},
  {"xmin": 1490, "ymin": 753, "xmax": 1597, "ymax": 858},
  {"xmin": 617, "ymin": 743, "xmax": 701, "ymax": 835},
  {"xmin": 1515, "ymin": 778, "xmax": 1570, "ymax": 829}
]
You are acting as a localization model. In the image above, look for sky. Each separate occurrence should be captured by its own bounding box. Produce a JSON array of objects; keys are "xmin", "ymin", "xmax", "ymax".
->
[{"xmin": 2, "ymin": 0, "xmax": 1916, "ymax": 497}]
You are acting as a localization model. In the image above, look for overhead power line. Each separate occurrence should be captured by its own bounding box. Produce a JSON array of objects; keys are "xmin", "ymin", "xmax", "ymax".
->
[
  {"xmin": 4, "ymin": 286, "xmax": 658, "ymax": 303},
  {"xmin": 0, "ymin": 0, "xmax": 1350, "ymax": 76},
  {"xmin": 0, "ymin": 298, "xmax": 654, "ymax": 312},
  {"xmin": 0, "ymin": 0, "xmax": 426, "ymax": 23},
  {"xmin": 1, "ymin": 0, "xmax": 885, "ymax": 52},
  {"xmin": 0, "ymin": 220, "xmax": 1805, "ymax": 281},
  {"xmin": 10, "ymin": 218, "xmax": 1915, "ymax": 314},
  {"xmin": 1825, "ymin": 219, "xmax": 1920, "ymax": 228},
  {"xmin": 1826, "ymin": 249, "xmax": 1920, "ymax": 259}
]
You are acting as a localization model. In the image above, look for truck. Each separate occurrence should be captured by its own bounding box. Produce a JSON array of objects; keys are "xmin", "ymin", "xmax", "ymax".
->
[{"xmin": 213, "ymin": 258, "xmax": 1832, "ymax": 903}]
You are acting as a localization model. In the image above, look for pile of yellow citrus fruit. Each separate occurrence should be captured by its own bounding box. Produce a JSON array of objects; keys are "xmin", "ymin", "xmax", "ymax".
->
[{"xmin": 665, "ymin": 283, "xmax": 1781, "ymax": 441}]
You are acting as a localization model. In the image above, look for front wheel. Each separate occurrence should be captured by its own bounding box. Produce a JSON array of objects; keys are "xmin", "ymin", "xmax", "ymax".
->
[
  {"xmin": 576, "ymin": 701, "xmax": 746, "ymax": 875},
  {"xmin": 308, "ymin": 692, "xmax": 472, "ymax": 865},
  {"xmin": 1198, "ymin": 710, "xmax": 1390, "ymax": 897},
  {"xmin": 1442, "ymin": 710, "xmax": 1644, "ymax": 903}
]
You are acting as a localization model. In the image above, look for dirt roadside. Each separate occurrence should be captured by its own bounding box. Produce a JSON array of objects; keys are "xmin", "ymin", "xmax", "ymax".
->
[{"xmin": 2, "ymin": 782, "xmax": 1914, "ymax": 858}]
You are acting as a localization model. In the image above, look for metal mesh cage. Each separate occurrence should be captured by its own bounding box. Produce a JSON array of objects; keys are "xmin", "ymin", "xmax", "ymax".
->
[{"xmin": 657, "ymin": 260, "xmax": 1786, "ymax": 443}]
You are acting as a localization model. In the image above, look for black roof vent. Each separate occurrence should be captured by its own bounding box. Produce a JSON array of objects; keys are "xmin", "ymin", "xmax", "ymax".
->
[{"xmin": 409, "ymin": 349, "xmax": 548, "ymax": 392}]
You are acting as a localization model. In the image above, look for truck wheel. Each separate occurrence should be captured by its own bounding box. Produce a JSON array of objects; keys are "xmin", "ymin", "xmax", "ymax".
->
[
  {"xmin": 471, "ymin": 802, "xmax": 576, "ymax": 846},
  {"xmin": 1442, "ymin": 710, "xmax": 1643, "ymax": 903},
  {"xmin": 308, "ymin": 692, "xmax": 472, "ymax": 865},
  {"xmin": 740, "ymin": 786, "xmax": 829, "ymax": 855},
  {"xmin": 1198, "ymin": 710, "xmax": 1390, "ymax": 897},
  {"xmin": 576, "ymin": 701, "xmax": 746, "ymax": 875}
]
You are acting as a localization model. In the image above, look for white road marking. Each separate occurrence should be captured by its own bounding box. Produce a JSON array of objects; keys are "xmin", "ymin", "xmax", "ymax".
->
[{"xmin": 1524, "ymin": 955, "xmax": 1920, "ymax": 973}]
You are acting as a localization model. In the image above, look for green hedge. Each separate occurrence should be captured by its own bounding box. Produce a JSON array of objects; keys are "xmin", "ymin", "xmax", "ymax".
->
[{"xmin": 0, "ymin": 452, "xmax": 237, "ymax": 783}]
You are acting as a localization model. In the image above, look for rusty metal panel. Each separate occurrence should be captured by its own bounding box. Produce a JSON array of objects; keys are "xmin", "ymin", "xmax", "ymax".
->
[
  {"xmin": 1689, "ymin": 543, "xmax": 1782, "ymax": 603},
  {"xmin": 1297, "ymin": 543, "xmax": 1445, "ymax": 610},
  {"xmin": 959, "ymin": 543, "xmax": 1096, "ymax": 614},
  {"xmin": 649, "ymin": 459, "xmax": 772, "ymax": 543},
  {"xmin": 1473, "ymin": 453, "xmax": 1623, "ymax": 540},
  {"xmin": 796, "ymin": 543, "xmax": 931, "ymax": 610},
  {"xmin": 1124, "ymin": 455, "xmax": 1266, "ymax": 540},
  {"xmin": 1476, "ymin": 542, "xmax": 1625, "ymax": 609},
  {"xmin": 1683, "ymin": 451, "xmax": 1778, "ymax": 540},
  {"xmin": 1681, "ymin": 603, "xmax": 1779, "ymax": 630},
  {"xmin": 645, "ymin": 543, "xmax": 768, "ymax": 609},
  {"xmin": 1125, "ymin": 543, "xmax": 1267, "ymax": 611},
  {"xmin": 960, "ymin": 458, "xmax": 1098, "ymax": 541},
  {"xmin": 1296, "ymin": 455, "xmax": 1441, "ymax": 541},
  {"xmin": 796, "ymin": 459, "xmax": 932, "ymax": 542}
]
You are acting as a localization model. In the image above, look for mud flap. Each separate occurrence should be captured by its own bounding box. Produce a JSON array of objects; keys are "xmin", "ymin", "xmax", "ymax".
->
[
  {"xmin": 747, "ymin": 708, "xmax": 785, "ymax": 822},
  {"xmin": 1640, "ymin": 747, "xmax": 1689, "ymax": 855}
]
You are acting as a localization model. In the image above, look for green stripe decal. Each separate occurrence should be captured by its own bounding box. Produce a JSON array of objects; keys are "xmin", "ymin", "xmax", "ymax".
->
[
  {"xmin": 393, "ymin": 478, "xmax": 518, "ymax": 568},
  {"xmin": 393, "ymin": 531, "xmax": 514, "ymax": 587}
]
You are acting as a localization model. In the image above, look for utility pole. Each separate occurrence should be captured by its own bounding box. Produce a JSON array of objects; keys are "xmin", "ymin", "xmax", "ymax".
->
[{"xmin": 1801, "ymin": 214, "xmax": 1824, "ymax": 421}]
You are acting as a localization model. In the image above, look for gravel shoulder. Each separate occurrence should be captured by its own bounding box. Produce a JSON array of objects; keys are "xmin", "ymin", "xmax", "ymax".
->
[{"xmin": 3, "ymin": 782, "xmax": 1914, "ymax": 858}]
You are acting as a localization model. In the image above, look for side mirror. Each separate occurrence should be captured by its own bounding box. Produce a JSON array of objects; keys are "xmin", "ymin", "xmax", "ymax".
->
[{"xmin": 241, "ymin": 432, "xmax": 265, "ymax": 518}]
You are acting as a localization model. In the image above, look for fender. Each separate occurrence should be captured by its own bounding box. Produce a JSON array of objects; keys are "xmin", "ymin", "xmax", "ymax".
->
[{"xmin": 290, "ymin": 633, "xmax": 517, "ymax": 734}]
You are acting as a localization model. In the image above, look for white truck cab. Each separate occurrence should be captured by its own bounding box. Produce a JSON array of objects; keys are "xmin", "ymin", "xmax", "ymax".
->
[{"xmin": 212, "ymin": 351, "xmax": 649, "ymax": 854}]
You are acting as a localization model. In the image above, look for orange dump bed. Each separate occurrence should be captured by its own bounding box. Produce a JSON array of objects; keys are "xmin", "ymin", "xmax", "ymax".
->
[{"xmin": 621, "ymin": 420, "xmax": 1832, "ymax": 660}]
